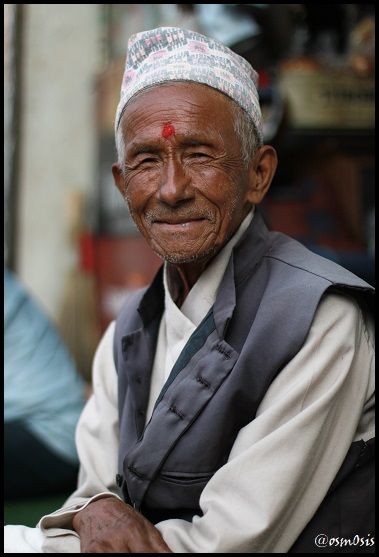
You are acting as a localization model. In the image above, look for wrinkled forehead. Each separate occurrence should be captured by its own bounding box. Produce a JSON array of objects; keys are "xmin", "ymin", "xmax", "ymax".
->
[
  {"xmin": 118, "ymin": 81, "xmax": 236, "ymax": 143},
  {"xmin": 120, "ymin": 81, "xmax": 235, "ymax": 122}
]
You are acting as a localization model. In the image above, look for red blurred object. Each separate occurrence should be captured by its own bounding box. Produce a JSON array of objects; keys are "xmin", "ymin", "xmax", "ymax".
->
[
  {"xmin": 93, "ymin": 236, "xmax": 162, "ymax": 333},
  {"xmin": 258, "ymin": 69, "xmax": 270, "ymax": 88},
  {"xmin": 79, "ymin": 232, "xmax": 96, "ymax": 274}
]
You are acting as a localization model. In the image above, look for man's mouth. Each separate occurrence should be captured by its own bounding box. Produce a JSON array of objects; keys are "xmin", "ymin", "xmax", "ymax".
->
[
  {"xmin": 155, "ymin": 217, "xmax": 205, "ymax": 224},
  {"xmin": 152, "ymin": 217, "xmax": 207, "ymax": 232}
]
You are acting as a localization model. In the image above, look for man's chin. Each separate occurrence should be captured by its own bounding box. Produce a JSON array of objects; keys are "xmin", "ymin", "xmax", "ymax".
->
[{"xmin": 156, "ymin": 245, "xmax": 219, "ymax": 266}]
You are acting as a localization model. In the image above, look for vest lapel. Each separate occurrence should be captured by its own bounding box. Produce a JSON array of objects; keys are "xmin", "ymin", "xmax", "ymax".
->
[
  {"xmin": 123, "ymin": 261, "xmax": 238, "ymax": 510},
  {"xmin": 120, "ymin": 316, "xmax": 161, "ymax": 440},
  {"xmin": 123, "ymin": 330, "xmax": 239, "ymax": 509},
  {"xmin": 119, "ymin": 269, "xmax": 165, "ymax": 441}
]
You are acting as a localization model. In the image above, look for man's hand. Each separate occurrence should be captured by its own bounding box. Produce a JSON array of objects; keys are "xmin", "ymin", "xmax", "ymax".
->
[{"xmin": 72, "ymin": 496, "xmax": 172, "ymax": 553}]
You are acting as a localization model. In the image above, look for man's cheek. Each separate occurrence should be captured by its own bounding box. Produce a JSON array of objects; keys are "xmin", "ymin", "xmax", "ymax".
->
[
  {"xmin": 129, "ymin": 170, "xmax": 160, "ymax": 193},
  {"xmin": 123, "ymin": 176, "xmax": 152, "ymax": 207}
]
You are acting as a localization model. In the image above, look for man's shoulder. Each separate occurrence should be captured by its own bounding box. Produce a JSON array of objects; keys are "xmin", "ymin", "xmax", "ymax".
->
[{"xmin": 265, "ymin": 231, "xmax": 374, "ymax": 292}]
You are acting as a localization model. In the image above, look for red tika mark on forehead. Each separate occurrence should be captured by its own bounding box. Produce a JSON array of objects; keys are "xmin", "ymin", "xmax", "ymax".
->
[{"xmin": 162, "ymin": 123, "xmax": 175, "ymax": 139}]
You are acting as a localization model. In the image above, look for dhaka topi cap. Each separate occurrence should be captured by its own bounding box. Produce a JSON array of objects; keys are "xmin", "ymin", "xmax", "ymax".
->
[{"xmin": 115, "ymin": 27, "xmax": 263, "ymax": 144}]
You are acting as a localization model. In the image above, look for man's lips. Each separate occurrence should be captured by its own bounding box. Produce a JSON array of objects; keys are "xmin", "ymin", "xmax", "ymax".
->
[
  {"xmin": 151, "ymin": 217, "xmax": 207, "ymax": 232},
  {"xmin": 154, "ymin": 217, "xmax": 206, "ymax": 225}
]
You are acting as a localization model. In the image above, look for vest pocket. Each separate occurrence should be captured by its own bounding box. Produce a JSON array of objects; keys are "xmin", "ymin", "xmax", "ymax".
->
[
  {"xmin": 159, "ymin": 470, "xmax": 214, "ymax": 485},
  {"xmin": 146, "ymin": 470, "xmax": 215, "ymax": 511}
]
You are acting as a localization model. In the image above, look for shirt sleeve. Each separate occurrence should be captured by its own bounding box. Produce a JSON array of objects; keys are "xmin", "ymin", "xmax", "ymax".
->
[
  {"xmin": 38, "ymin": 321, "xmax": 122, "ymax": 540},
  {"xmin": 155, "ymin": 292, "xmax": 375, "ymax": 553}
]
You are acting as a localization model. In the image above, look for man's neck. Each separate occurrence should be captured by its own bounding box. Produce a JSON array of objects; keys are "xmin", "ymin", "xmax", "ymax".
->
[
  {"xmin": 166, "ymin": 260, "xmax": 208, "ymax": 307},
  {"xmin": 165, "ymin": 208, "xmax": 255, "ymax": 307}
]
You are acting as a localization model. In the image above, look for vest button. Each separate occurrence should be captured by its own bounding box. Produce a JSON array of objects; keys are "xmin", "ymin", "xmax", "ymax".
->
[
  {"xmin": 169, "ymin": 405, "xmax": 184, "ymax": 419},
  {"xmin": 116, "ymin": 473, "xmax": 123, "ymax": 487}
]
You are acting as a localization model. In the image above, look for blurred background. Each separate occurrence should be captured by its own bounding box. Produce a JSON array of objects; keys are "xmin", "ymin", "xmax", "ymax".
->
[{"xmin": 4, "ymin": 4, "xmax": 375, "ymax": 386}]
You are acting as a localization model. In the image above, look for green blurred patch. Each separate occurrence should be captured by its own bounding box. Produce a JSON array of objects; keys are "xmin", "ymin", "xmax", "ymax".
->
[{"xmin": 4, "ymin": 493, "xmax": 70, "ymax": 527}]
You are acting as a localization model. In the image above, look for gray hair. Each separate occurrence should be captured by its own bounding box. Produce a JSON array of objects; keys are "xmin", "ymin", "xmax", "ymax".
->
[
  {"xmin": 115, "ymin": 93, "xmax": 261, "ymax": 171},
  {"xmin": 231, "ymin": 102, "xmax": 262, "ymax": 166}
]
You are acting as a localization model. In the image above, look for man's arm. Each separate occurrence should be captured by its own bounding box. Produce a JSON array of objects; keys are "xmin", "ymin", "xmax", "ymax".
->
[
  {"xmin": 38, "ymin": 321, "xmax": 171, "ymax": 553},
  {"xmin": 155, "ymin": 292, "xmax": 374, "ymax": 552},
  {"xmin": 59, "ymin": 321, "xmax": 120, "ymax": 507},
  {"xmin": 38, "ymin": 322, "xmax": 121, "ymax": 542}
]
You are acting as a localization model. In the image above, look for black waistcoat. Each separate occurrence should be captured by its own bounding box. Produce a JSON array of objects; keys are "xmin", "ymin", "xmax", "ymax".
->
[{"xmin": 114, "ymin": 210, "xmax": 374, "ymax": 552}]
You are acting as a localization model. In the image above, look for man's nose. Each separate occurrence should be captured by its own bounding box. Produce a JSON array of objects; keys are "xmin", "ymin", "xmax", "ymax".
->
[{"xmin": 158, "ymin": 157, "xmax": 193, "ymax": 206}]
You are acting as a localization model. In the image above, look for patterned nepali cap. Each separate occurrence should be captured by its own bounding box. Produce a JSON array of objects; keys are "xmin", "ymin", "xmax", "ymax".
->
[{"xmin": 115, "ymin": 27, "xmax": 263, "ymax": 143}]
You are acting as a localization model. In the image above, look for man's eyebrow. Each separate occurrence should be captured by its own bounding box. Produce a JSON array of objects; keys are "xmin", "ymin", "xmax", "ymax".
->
[
  {"xmin": 179, "ymin": 138, "xmax": 214, "ymax": 148},
  {"xmin": 127, "ymin": 144, "xmax": 161, "ymax": 157}
]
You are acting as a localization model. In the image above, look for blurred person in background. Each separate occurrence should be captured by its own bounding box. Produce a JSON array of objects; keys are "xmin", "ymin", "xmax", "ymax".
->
[
  {"xmin": 4, "ymin": 268, "xmax": 86, "ymax": 499},
  {"xmin": 5, "ymin": 27, "xmax": 374, "ymax": 553}
]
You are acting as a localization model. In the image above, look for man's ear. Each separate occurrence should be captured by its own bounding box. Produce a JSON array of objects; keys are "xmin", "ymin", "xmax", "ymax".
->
[
  {"xmin": 112, "ymin": 163, "xmax": 125, "ymax": 196},
  {"xmin": 246, "ymin": 145, "xmax": 278, "ymax": 205}
]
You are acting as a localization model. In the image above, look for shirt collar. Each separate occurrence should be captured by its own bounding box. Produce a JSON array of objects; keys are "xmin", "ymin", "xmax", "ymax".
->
[{"xmin": 163, "ymin": 208, "xmax": 255, "ymax": 327}]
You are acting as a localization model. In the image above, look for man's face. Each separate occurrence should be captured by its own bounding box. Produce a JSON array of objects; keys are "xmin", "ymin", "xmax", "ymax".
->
[{"xmin": 113, "ymin": 82, "xmax": 256, "ymax": 266}]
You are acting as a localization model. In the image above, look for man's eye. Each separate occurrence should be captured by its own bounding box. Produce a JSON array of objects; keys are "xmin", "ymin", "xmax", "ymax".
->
[
  {"xmin": 125, "ymin": 157, "xmax": 158, "ymax": 170},
  {"xmin": 125, "ymin": 157, "xmax": 159, "ymax": 171},
  {"xmin": 131, "ymin": 157, "xmax": 159, "ymax": 169},
  {"xmin": 139, "ymin": 157, "xmax": 157, "ymax": 164},
  {"xmin": 189, "ymin": 152, "xmax": 209, "ymax": 159}
]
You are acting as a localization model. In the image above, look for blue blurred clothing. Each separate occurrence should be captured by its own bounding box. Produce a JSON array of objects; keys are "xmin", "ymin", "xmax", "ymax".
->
[{"xmin": 4, "ymin": 269, "xmax": 85, "ymax": 465}]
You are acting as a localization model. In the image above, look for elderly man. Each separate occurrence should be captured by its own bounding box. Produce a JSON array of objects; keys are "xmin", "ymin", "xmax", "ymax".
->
[{"xmin": 5, "ymin": 27, "xmax": 374, "ymax": 553}]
